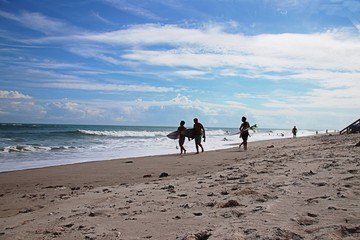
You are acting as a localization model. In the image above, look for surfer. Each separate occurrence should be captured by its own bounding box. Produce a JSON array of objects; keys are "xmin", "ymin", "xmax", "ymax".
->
[
  {"xmin": 292, "ymin": 126, "xmax": 297, "ymax": 138},
  {"xmin": 193, "ymin": 118, "xmax": 206, "ymax": 154},
  {"xmin": 239, "ymin": 116, "xmax": 250, "ymax": 151},
  {"xmin": 177, "ymin": 120, "xmax": 187, "ymax": 154}
]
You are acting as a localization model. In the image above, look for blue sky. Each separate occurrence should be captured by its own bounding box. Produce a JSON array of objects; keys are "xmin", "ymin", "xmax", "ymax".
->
[{"xmin": 0, "ymin": 0, "xmax": 359, "ymax": 129}]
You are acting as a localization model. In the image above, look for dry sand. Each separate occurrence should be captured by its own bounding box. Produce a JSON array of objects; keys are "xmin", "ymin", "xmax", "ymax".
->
[{"xmin": 0, "ymin": 133, "xmax": 359, "ymax": 240}]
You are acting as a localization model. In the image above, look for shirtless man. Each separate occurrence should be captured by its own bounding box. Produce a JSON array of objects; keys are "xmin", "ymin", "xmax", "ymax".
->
[{"xmin": 193, "ymin": 118, "xmax": 206, "ymax": 154}]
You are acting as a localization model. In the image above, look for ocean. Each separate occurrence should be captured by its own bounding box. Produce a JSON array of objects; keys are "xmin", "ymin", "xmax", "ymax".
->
[{"xmin": 0, "ymin": 123, "xmax": 320, "ymax": 172}]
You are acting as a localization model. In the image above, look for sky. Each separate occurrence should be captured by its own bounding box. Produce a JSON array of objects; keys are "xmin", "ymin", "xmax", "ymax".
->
[{"xmin": 0, "ymin": 0, "xmax": 359, "ymax": 130}]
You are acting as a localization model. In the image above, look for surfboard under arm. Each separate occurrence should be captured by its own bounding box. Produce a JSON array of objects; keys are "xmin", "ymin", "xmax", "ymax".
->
[
  {"xmin": 166, "ymin": 130, "xmax": 179, "ymax": 139},
  {"xmin": 232, "ymin": 124, "xmax": 257, "ymax": 135}
]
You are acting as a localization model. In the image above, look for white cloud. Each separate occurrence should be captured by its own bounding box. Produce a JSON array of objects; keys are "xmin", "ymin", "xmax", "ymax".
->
[
  {"xmin": 71, "ymin": 24, "xmax": 360, "ymax": 77},
  {"xmin": 0, "ymin": 90, "xmax": 32, "ymax": 99},
  {"xmin": 42, "ymin": 82, "xmax": 175, "ymax": 93},
  {"xmin": 45, "ymin": 100, "xmax": 107, "ymax": 119},
  {"xmin": 21, "ymin": 23, "xmax": 360, "ymax": 86},
  {"xmin": 174, "ymin": 70, "xmax": 207, "ymax": 77},
  {"xmin": 263, "ymin": 87, "xmax": 360, "ymax": 109}
]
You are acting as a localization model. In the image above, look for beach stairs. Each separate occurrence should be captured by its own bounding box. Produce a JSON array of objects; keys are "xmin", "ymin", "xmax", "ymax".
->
[{"xmin": 340, "ymin": 118, "xmax": 360, "ymax": 134}]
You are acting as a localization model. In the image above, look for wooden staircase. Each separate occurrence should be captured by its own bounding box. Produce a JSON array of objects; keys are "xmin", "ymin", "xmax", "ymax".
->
[{"xmin": 340, "ymin": 118, "xmax": 360, "ymax": 134}]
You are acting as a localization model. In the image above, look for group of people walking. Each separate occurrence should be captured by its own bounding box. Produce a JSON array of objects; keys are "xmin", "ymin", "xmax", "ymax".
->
[
  {"xmin": 177, "ymin": 118, "xmax": 206, "ymax": 154},
  {"xmin": 177, "ymin": 116, "xmax": 251, "ymax": 155}
]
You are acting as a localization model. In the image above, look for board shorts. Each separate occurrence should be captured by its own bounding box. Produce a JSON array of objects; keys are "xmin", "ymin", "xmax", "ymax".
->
[
  {"xmin": 194, "ymin": 135, "xmax": 202, "ymax": 144},
  {"xmin": 241, "ymin": 131, "xmax": 249, "ymax": 142}
]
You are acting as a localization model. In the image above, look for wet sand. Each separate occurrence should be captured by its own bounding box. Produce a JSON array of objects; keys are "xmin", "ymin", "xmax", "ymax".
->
[{"xmin": 0, "ymin": 133, "xmax": 359, "ymax": 239}]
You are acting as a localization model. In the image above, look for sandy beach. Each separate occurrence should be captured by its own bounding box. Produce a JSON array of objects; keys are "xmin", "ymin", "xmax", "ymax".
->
[{"xmin": 0, "ymin": 133, "xmax": 359, "ymax": 240}]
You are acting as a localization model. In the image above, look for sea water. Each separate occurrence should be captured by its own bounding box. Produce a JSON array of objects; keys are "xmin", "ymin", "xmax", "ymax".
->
[{"xmin": 0, "ymin": 123, "xmax": 322, "ymax": 172}]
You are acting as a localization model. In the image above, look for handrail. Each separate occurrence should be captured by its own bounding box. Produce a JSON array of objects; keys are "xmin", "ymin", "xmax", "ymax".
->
[{"xmin": 340, "ymin": 118, "xmax": 360, "ymax": 134}]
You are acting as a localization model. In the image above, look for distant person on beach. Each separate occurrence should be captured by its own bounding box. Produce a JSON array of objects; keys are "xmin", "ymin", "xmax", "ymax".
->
[
  {"xmin": 193, "ymin": 118, "xmax": 206, "ymax": 154},
  {"xmin": 177, "ymin": 120, "xmax": 187, "ymax": 155},
  {"xmin": 239, "ymin": 116, "xmax": 250, "ymax": 150},
  {"xmin": 292, "ymin": 126, "xmax": 297, "ymax": 138}
]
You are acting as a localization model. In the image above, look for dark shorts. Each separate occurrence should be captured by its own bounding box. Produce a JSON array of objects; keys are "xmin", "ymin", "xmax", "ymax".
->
[
  {"xmin": 241, "ymin": 132, "xmax": 249, "ymax": 142},
  {"xmin": 194, "ymin": 135, "xmax": 202, "ymax": 144}
]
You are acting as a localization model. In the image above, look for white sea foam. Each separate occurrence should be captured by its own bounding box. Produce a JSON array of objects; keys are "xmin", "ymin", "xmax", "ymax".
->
[{"xmin": 77, "ymin": 129, "xmax": 228, "ymax": 138}]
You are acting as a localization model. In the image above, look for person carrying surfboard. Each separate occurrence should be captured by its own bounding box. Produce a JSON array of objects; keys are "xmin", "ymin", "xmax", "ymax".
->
[
  {"xmin": 193, "ymin": 118, "xmax": 206, "ymax": 154},
  {"xmin": 177, "ymin": 120, "xmax": 187, "ymax": 155},
  {"xmin": 239, "ymin": 116, "xmax": 250, "ymax": 151}
]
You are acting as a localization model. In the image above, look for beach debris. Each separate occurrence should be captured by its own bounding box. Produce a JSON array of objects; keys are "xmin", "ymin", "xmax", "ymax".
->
[
  {"xmin": 311, "ymin": 182, "xmax": 327, "ymax": 187},
  {"xmin": 302, "ymin": 170, "xmax": 316, "ymax": 176},
  {"xmin": 220, "ymin": 190, "xmax": 229, "ymax": 195},
  {"xmin": 88, "ymin": 212, "xmax": 96, "ymax": 217},
  {"xmin": 219, "ymin": 199, "xmax": 240, "ymax": 208},
  {"xmin": 328, "ymin": 206, "xmax": 348, "ymax": 211},
  {"xmin": 143, "ymin": 174, "xmax": 152, "ymax": 178},
  {"xmin": 62, "ymin": 223, "xmax": 74, "ymax": 228},
  {"xmin": 159, "ymin": 172, "xmax": 169, "ymax": 178},
  {"xmin": 355, "ymin": 141, "xmax": 360, "ymax": 147},
  {"xmin": 161, "ymin": 184, "xmax": 176, "ymax": 194},
  {"xmin": 18, "ymin": 205, "xmax": 44, "ymax": 213},
  {"xmin": 180, "ymin": 203, "xmax": 191, "ymax": 208},
  {"xmin": 272, "ymin": 227, "xmax": 303, "ymax": 240},
  {"xmin": 19, "ymin": 208, "xmax": 34, "ymax": 214},
  {"xmin": 124, "ymin": 160, "xmax": 133, "ymax": 163},
  {"xmin": 231, "ymin": 209, "xmax": 245, "ymax": 218},
  {"xmin": 204, "ymin": 201, "xmax": 217, "ymax": 207},
  {"xmin": 244, "ymin": 228, "xmax": 257, "ymax": 235},
  {"xmin": 193, "ymin": 212, "xmax": 202, "ymax": 216},
  {"xmin": 252, "ymin": 206, "xmax": 264, "ymax": 212},
  {"xmin": 42, "ymin": 185, "xmax": 64, "ymax": 189},
  {"xmin": 58, "ymin": 194, "xmax": 71, "ymax": 200},
  {"xmin": 340, "ymin": 225, "xmax": 360, "ymax": 236},
  {"xmin": 102, "ymin": 188, "xmax": 112, "ymax": 193},
  {"xmin": 181, "ymin": 230, "xmax": 211, "ymax": 240},
  {"xmin": 267, "ymin": 145, "xmax": 275, "ymax": 148},
  {"xmin": 161, "ymin": 184, "xmax": 175, "ymax": 190},
  {"xmin": 291, "ymin": 215, "xmax": 319, "ymax": 225}
]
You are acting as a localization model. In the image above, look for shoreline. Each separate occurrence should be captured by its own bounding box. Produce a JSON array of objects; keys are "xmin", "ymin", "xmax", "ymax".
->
[
  {"xmin": 0, "ymin": 134, "xmax": 315, "ymax": 186},
  {"xmin": 0, "ymin": 133, "xmax": 359, "ymax": 239},
  {"xmin": 0, "ymin": 133, "xmax": 318, "ymax": 174}
]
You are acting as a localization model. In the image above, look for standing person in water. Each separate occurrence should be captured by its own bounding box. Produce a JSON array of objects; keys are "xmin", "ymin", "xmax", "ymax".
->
[
  {"xmin": 177, "ymin": 120, "xmax": 187, "ymax": 155},
  {"xmin": 239, "ymin": 116, "xmax": 250, "ymax": 151},
  {"xmin": 292, "ymin": 126, "xmax": 297, "ymax": 138},
  {"xmin": 193, "ymin": 118, "xmax": 206, "ymax": 154}
]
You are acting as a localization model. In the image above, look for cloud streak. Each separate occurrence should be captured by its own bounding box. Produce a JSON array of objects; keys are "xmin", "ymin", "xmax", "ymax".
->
[
  {"xmin": 44, "ymin": 24, "xmax": 360, "ymax": 80},
  {"xmin": 0, "ymin": 10, "xmax": 80, "ymax": 35}
]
